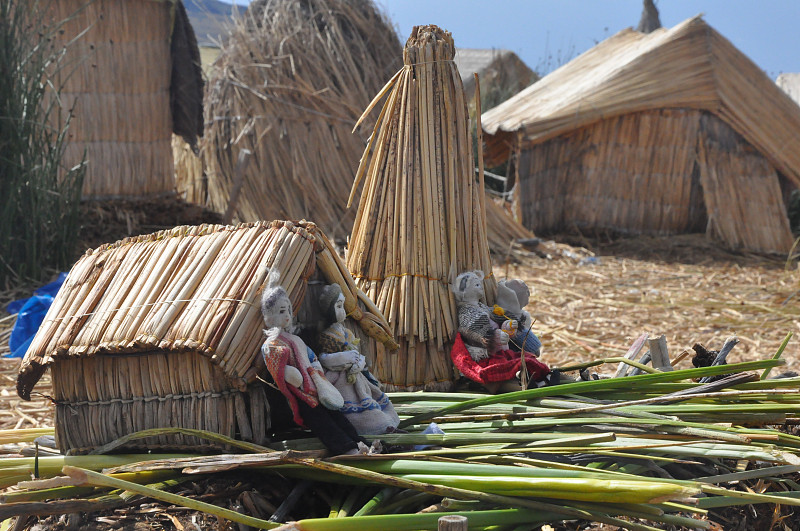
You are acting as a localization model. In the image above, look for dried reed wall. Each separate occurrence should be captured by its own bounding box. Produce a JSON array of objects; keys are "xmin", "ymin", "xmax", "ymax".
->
[
  {"xmin": 514, "ymin": 109, "xmax": 793, "ymax": 253},
  {"xmin": 51, "ymin": 352, "xmax": 273, "ymax": 454},
  {"xmin": 50, "ymin": 0, "xmax": 174, "ymax": 198}
]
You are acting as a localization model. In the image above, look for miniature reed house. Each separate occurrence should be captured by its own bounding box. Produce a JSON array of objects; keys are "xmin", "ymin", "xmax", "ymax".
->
[{"xmin": 16, "ymin": 221, "xmax": 395, "ymax": 454}]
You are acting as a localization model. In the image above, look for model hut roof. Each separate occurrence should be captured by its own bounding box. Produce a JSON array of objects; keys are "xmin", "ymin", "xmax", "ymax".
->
[
  {"xmin": 482, "ymin": 15, "xmax": 800, "ymax": 189},
  {"xmin": 195, "ymin": 0, "xmax": 402, "ymax": 242},
  {"xmin": 17, "ymin": 220, "xmax": 396, "ymax": 453}
]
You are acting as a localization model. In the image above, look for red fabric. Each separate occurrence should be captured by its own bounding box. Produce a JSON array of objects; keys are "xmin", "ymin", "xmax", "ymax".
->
[
  {"xmin": 451, "ymin": 333, "xmax": 550, "ymax": 384},
  {"xmin": 262, "ymin": 333, "xmax": 319, "ymax": 427}
]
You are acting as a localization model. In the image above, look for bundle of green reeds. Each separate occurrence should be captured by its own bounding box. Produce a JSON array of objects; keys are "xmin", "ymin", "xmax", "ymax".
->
[
  {"xmin": 347, "ymin": 25, "xmax": 495, "ymax": 392},
  {"xmin": 3, "ymin": 354, "xmax": 800, "ymax": 530}
]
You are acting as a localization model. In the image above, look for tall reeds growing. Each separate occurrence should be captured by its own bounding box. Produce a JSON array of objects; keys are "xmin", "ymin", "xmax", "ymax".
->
[{"xmin": 0, "ymin": 0, "xmax": 85, "ymax": 287}]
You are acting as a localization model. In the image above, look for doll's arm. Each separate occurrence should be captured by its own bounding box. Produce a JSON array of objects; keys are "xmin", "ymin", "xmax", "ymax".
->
[
  {"xmin": 318, "ymin": 350, "xmax": 360, "ymax": 372},
  {"xmin": 284, "ymin": 365, "xmax": 303, "ymax": 388}
]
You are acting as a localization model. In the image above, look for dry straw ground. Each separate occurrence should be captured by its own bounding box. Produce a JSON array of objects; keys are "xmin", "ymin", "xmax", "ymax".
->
[{"xmin": 2, "ymin": 232, "xmax": 798, "ymax": 431}]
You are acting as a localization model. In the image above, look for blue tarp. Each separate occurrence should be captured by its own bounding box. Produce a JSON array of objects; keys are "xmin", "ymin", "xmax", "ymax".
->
[{"xmin": 5, "ymin": 272, "xmax": 68, "ymax": 358}]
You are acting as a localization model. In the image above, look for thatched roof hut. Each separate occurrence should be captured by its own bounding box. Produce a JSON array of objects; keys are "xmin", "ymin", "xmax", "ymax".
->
[
  {"xmin": 190, "ymin": 0, "xmax": 402, "ymax": 242},
  {"xmin": 482, "ymin": 16, "xmax": 800, "ymax": 254},
  {"xmin": 16, "ymin": 220, "xmax": 396, "ymax": 454},
  {"xmin": 50, "ymin": 0, "xmax": 203, "ymax": 198},
  {"xmin": 453, "ymin": 48, "xmax": 537, "ymax": 106}
]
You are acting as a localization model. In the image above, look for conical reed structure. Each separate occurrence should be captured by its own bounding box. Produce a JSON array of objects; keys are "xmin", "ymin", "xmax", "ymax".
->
[{"xmin": 347, "ymin": 25, "xmax": 496, "ymax": 391}]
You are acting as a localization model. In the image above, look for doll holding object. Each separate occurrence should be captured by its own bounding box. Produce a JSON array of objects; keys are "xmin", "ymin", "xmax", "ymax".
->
[
  {"xmin": 451, "ymin": 271, "xmax": 550, "ymax": 391},
  {"xmin": 492, "ymin": 279, "xmax": 542, "ymax": 356},
  {"xmin": 452, "ymin": 270, "xmax": 513, "ymax": 361},
  {"xmin": 249, "ymin": 275, "xmax": 375, "ymax": 455},
  {"xmin": 316, "ymin": 284, "xmax": 399, "ymax": 435}
]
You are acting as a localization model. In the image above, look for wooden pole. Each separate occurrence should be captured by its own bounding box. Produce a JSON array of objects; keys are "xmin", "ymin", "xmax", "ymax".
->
[{"xmin": 438, "ymin": 514, "xmax": 468, "ymax": 531}]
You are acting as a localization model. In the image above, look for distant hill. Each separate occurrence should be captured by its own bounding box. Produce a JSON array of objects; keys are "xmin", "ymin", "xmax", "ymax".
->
[{"xmin": 183, "ymin": 0, "xmax": 241, "ymax": 46}]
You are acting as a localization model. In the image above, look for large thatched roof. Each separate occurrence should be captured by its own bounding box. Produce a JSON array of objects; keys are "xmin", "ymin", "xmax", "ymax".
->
[{"xmin": 482, "ymin": 16, "xmax": 800, "ymax": 190}]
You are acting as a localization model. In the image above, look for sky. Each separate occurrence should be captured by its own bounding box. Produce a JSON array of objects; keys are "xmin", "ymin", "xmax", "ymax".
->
[{"xmin": 221, "ymin": 0, "xmax": 800, "ymax": 80}]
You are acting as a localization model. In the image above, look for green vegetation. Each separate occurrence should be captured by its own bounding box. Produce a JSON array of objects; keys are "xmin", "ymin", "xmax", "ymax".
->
[{"xmin": 0, "ymin": 0, "xmax": 85, "ymax": 288}]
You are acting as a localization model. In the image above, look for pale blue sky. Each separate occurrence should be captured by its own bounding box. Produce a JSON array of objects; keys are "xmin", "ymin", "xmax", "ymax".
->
[{"xmin": 221, "ymin": 1, "xmax": 799, "ymax": 79}]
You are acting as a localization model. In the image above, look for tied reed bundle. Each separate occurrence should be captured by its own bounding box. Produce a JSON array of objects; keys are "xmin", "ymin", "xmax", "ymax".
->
[{"xmin": 347, "ymin": 26, "xmax": 495, "ymax": 391}]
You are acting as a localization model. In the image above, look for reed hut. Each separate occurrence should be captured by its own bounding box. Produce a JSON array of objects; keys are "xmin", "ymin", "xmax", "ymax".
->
[
  {"xmin": 347, "ymin": 25, "xmax": 496, "ymax": 391},
  {"xmin": 482, "ymin": 16, "xmax": 800, "ymax": 254},
  {"xmin": 16, "ymin": 220, "xmax": 396, "ymax": 454},
  {"xmin": 187, "ymin": 0, "xmax": 402, "ymax": 242},
  {"xmin": 454, "ymin": 48, "xmax": 537, "ymax": 108},
  {"xmin": 48, "ymin": 0, "xmax": 203, "ymax": 198}
]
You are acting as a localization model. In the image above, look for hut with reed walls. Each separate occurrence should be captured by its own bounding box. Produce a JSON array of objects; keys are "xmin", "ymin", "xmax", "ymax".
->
[
  {"xmin": 482, "ymin": 16, "xmax": 800, "ymax": 254},
  {"xmin": 347, "ymin": 25, "xmax": 496, "ymax": 392},
  {"xmin": 186, "ymin": 0, "xmax": 402, "ymax": 242},
  {"xmin": 16, "ymin": 220, "xmax": 396, "ymax": 454},
  {"xmin": 48, "ymin": 0, "xmax": 203, "ymax": 199},
  {"xmin": 454, "ymin": 48, "xmax": 537, "ymax": 110}
]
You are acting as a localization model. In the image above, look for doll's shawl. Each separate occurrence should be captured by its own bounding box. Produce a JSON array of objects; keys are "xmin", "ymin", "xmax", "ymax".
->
[{"xmin": 262, "ymin": 331, "xmax": 321, "ymax": 426}]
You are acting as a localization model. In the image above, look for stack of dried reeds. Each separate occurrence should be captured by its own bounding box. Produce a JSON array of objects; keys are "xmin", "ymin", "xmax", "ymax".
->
[
  {"xmin": 16, "ymin": 220, "xmax": 395, "ymax": 453},
  {"xmin": 483, "ymin": 196, "xmax": 536, "ymax": 257},
  {"xmin": 48, "ymin": 0, "xmax": 175, "ymax": 198},
  {"xmin": 194, "ymin": 0, "xmax": 401, "ymax": 241},
  {"xmin": 347, "ymin": 25, "xmax": 496, "ymax": 391}
]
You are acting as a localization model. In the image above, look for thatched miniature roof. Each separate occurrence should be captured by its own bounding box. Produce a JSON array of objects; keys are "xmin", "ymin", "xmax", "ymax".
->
[
  {"xmin": 198, "ymin": 0, "xmax": 402, "ymax": 242},
  {"xmin": 17, "ymin": 220, "xmax": 396, "ymax": 401},
  {"xmin": 482, "ymin": 15, "xmax": 800, "ymax": 190},
  {"xmin": 777, "ymin": 73, "xmax": 800, "ymax": 106}
]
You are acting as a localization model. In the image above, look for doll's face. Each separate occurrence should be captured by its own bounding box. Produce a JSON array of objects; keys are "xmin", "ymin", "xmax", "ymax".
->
[
  {"xmin": 270, "ymin": 296, "xmax": 293, "ymax": 330},
  {"xmin": 463, "ymin": 274, "xmax": 484, "ymax": 303},
  {"xmin": 334, "ymin": 293, "xmax": 346, "ymax": 323}
]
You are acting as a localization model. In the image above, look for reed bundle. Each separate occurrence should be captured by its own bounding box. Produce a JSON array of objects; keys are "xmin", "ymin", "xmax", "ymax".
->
[
  {"xmin": 15, "ymin": 220, "xmax": 394, "ymax": 453},
  {"xmin": 346, "ymin": 25, "xmax": 495, "ymax": 391},
  {"xmin": 6, "ymin": 355, "xmax": 800, "ymax": 529},
  {"xmin": 193, "ymin": 0, "xmax": 401, "ymax": 241},
  {"xmin": 46, "ymin": 0, "xmax": 175, "ymax": 198}
]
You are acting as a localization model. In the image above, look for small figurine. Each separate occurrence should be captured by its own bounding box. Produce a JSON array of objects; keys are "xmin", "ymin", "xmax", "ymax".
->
[
  {"xmin": 452, "ymin": 270, "xmax": 509, "ymax": 361},
  {"xmin": 451, "ymin": 271, "xmax": 551, "ymax": 392},
  {"xmin": 491, "ymin": 279, "xmax": 542, "ymax": 356},
  {"xmin": 248, "ymin": 274, "xmax": 375, "ymax": 455},
  {"xmin": 316, "ymin": 284, "xmax": 399, "ymax": 435}
]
